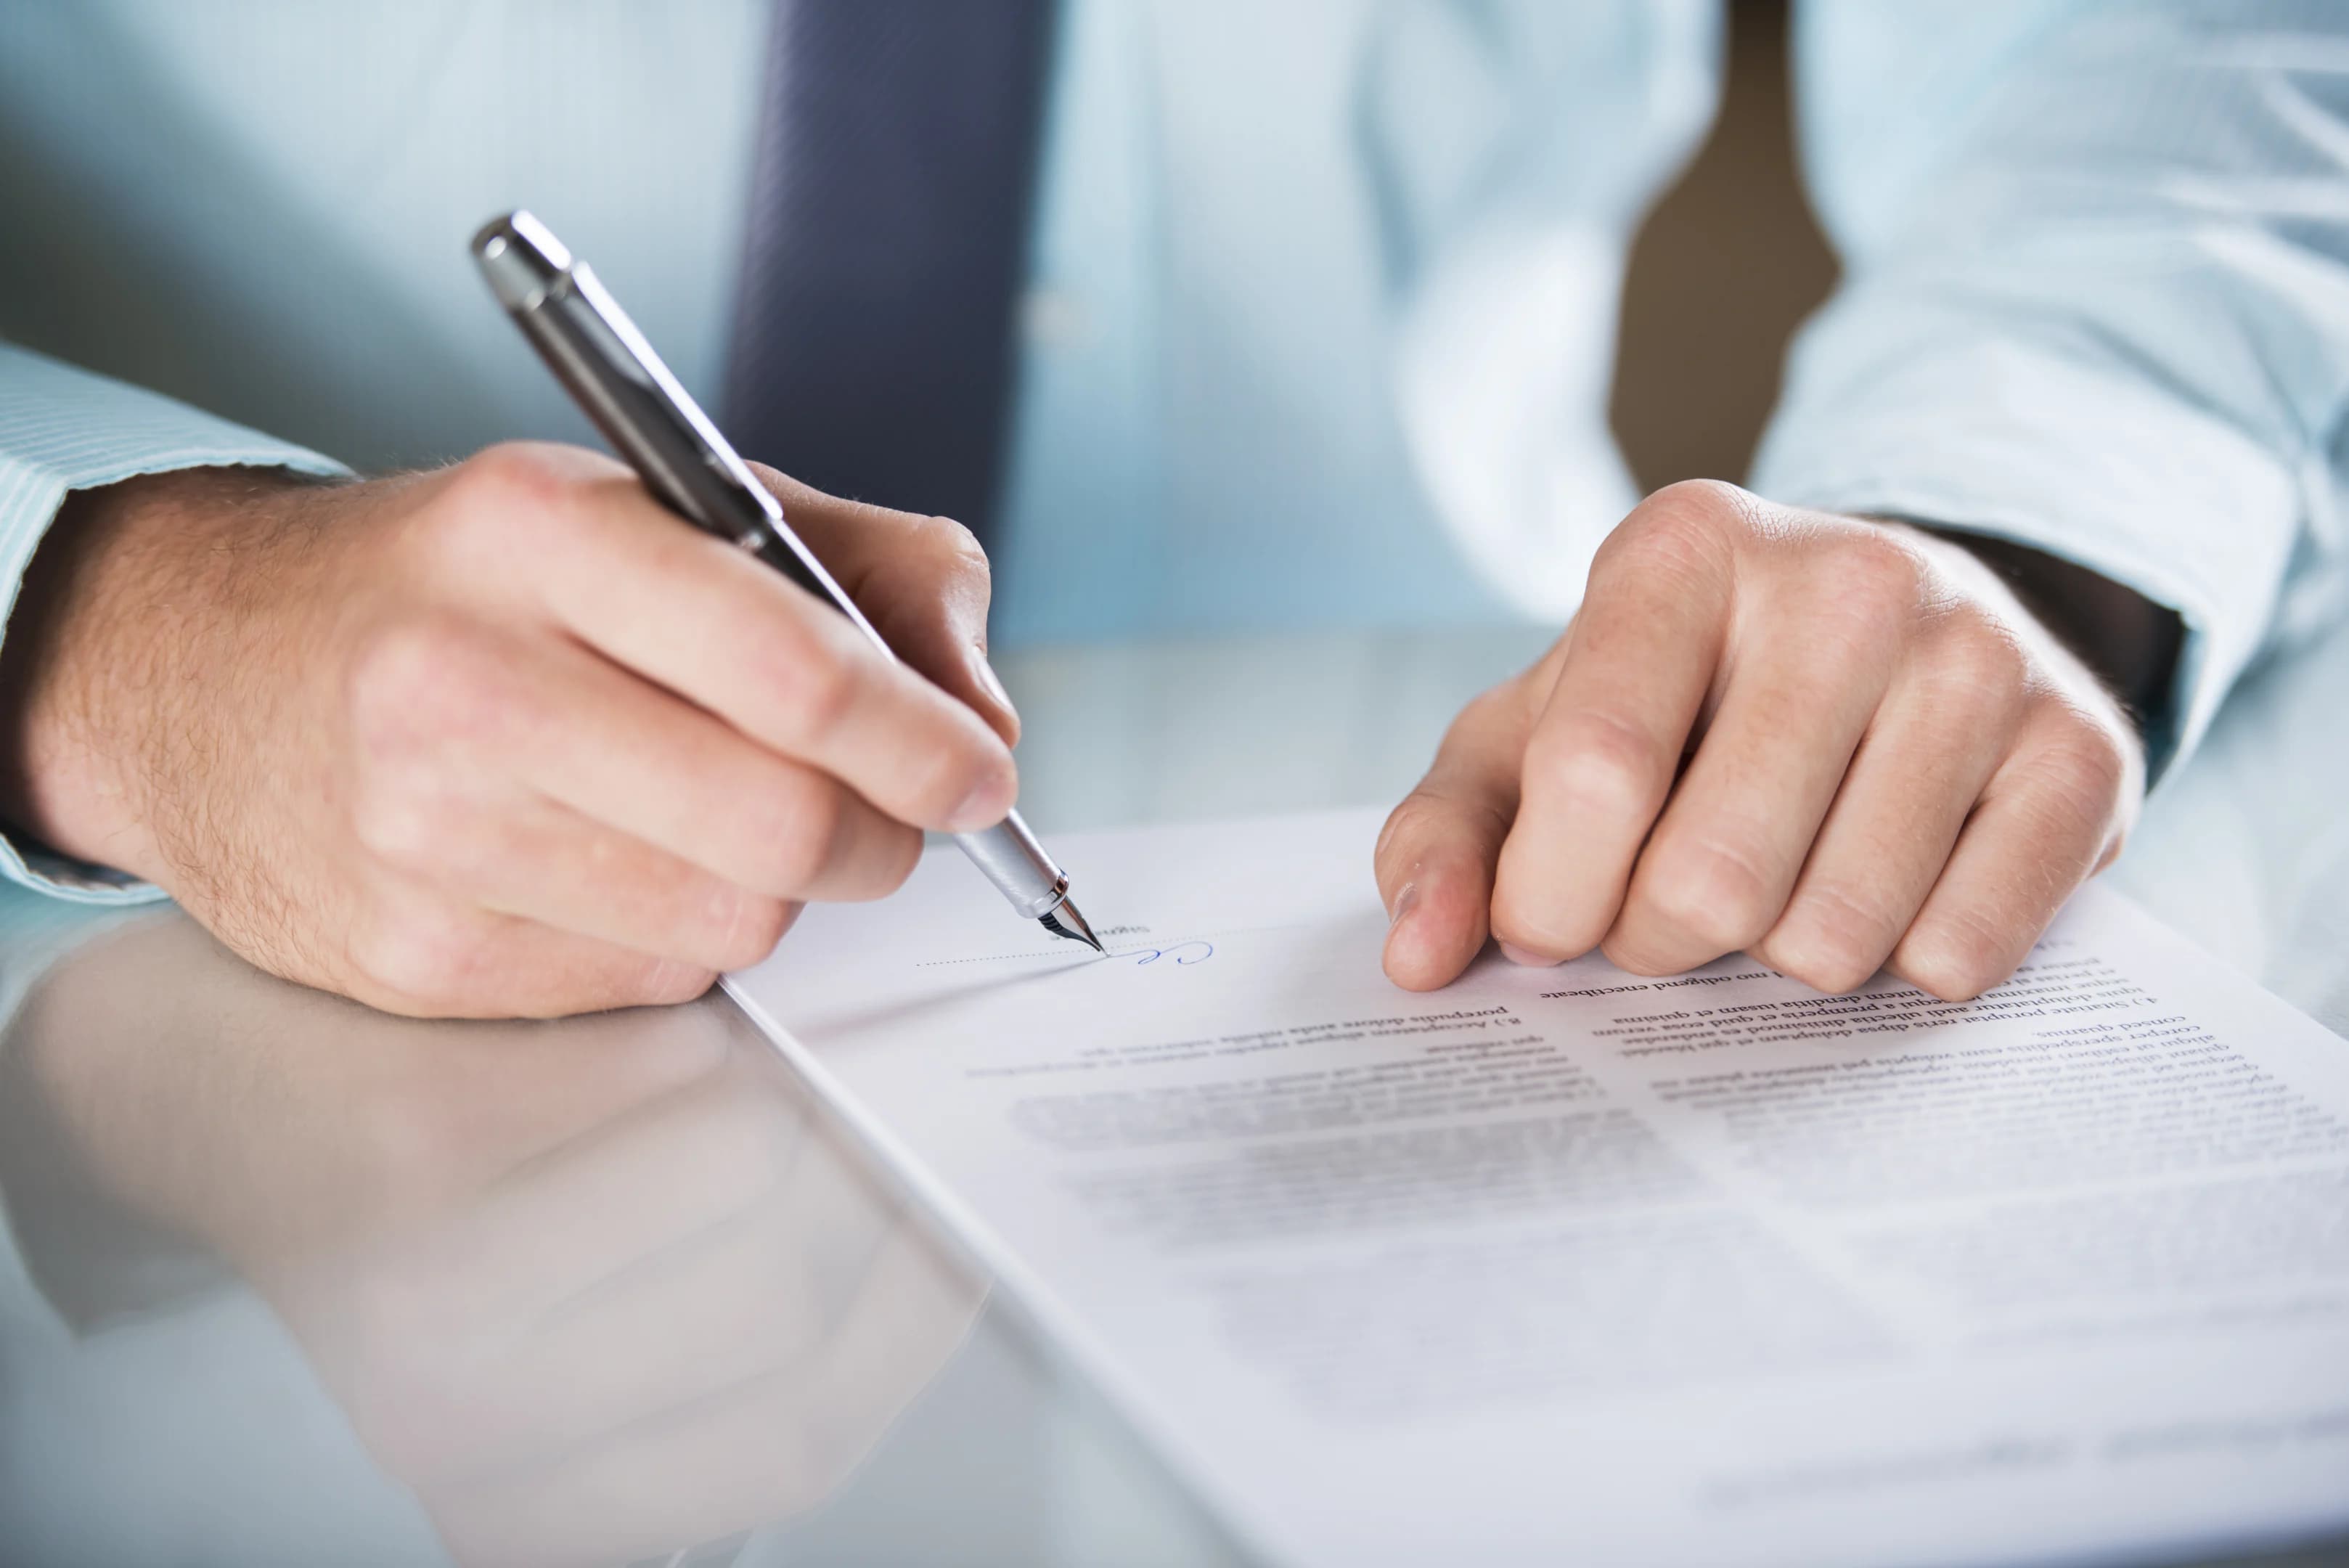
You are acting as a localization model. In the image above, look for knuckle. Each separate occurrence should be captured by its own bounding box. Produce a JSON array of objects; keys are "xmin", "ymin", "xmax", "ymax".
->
[
  {"xmin": 1646, "ymin": 477, "xmax": 1752, "ymax": 528},
  {"xmin": 1820, "ymin": 527, "xmax": 1929, "ymax": 611},
  {"xmin": 346, "ymin": 619, "xmax": 504, "ymax": 753},
  {"xmin": 755, "ymin": 780, "xmax": 844, "ymax": 892},
  {"xmin": 1378, "ymin": 783, "xmax": 1502, "ymax": 873},
  {"xmin": 870, "ymin": 823, "xmax": 924, "ymax": 897},
  {"xmin": 346, "ymin": 622, "xmax": 445, "ymax": 743},
  {"xmin": 1638, "ymin": 835, "xmax": 1779, "ymax": 953},
  {"xmin": 1777, "ymin": 534, "xmax": 1929, "ymax": 665},
  {"xmin": 647, "ymin": 963, "xmax": 722, "ymax": 1006},
  {"xmin": 1490, "ymin": 900, "xmax": 1586, "ymax": 965},
  {"xmin": 912, "ymin": 726, "xmax": 1008, "ymax": 825},
  {"xmin": 350, "ymin": 785, "xmax": 448, "ymax": 875},
  {"xmin": 435, "ymin": 443, "xmax": 624, "ymax": 565},
  {"xmin": 451, "ymin": 440, "xmax": 572, "ymax": 515},
  {"xmin": 766, "ymin": 632, "xmax": 863, "ymax": 746},
  {"xmin": 711, "ymin": 891, "xmax": 794, "ymax": 972},
  {"xmin": 1376, "ymin": 790, "xmax": 1442, "ymax": 865},
  {"xmin": 1758, "ymin": 890, "xmax": 1894, "ymax": 994},
  {"xmin": 715, "ymin": 776, "xmax": 804, "ymax": 886},
  {"xmin": 1894, "ymin": 911, "xmax": 2011, "ymax": 1002},
  {"xmin": 1522, "ymin": 709, "xmax": 1669, "ymax": 822},
  {"xmin": 1600, "ymin": 480, "xmax": 1748, "ymax": 579},
  {"xmin": 1762, "ymin": 942, "xmax": 1878, "ymax": 996},
  {"xmin": 2043, "ymin": 722, "xmax": 2131, "ymax": 806},
  {"xmin": 564, "ymin": 956, "xmax": 719, "ymax": 1017},
  {"xmin": 349, "ymin": 908, "xmax": 483, "ymax": 1008},
  {"xmin": 1929, "ymin": 617, "xmax": 2031, "ymax": 703},
  {"xmin": 1597, "ymin": 929, "xmax": 1672, "ymax": 978},
  {"xmin": 2007, "ymin": 725, "xmax": 2132, "ymax": 847}
]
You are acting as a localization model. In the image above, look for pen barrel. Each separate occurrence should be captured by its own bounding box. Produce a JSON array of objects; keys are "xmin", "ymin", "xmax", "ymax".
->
[{"xmin": 953, "ymin": 813, "xmax": 1070, "ymax": 920}]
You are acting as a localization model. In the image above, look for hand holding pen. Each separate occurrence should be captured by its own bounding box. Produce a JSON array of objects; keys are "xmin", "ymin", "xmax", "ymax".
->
[
  {"xmin": 0, "ymin": 258, "xmax": 1055, "ymax": 1020},
  {"xmin": 472, "ymin": 212, "xmax": 1098, "ymax": 952}
]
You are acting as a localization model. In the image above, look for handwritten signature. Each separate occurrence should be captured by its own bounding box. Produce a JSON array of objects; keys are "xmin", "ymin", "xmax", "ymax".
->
[{"xmin": 1126, "ymin": 940, "xmax": 1214, "ymax": 967}]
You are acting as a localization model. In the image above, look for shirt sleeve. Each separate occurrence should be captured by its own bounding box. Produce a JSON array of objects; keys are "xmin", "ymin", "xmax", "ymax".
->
[
  {"xmin": 0, "ymin": 343, "xmax": 350, "ymax": 904},
  {"xmin": 1754, "ymin": 0, "xmax": 2349, "ymax": 778}
]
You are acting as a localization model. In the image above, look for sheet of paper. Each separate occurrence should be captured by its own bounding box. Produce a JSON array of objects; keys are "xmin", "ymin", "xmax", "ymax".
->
[{"xmin": 727, "ymin": 809, "xmax": 2349, "ymax": 1567}]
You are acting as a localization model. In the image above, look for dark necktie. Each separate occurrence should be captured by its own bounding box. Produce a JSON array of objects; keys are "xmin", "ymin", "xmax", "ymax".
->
[{"xmin": 724, "ymin": 0, "xmax": 1057, "ymax": 552}]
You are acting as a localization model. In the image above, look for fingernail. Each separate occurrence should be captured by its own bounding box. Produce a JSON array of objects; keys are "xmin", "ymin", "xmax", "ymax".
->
[
  {"xmin": 1388, "ymin": 883, "xmax": 1418, "ymax": 930},
  {"xmin": 1498, "ymin": 941, "xmax": 1561, "ymax": 968},
  {"xmin": 971, "ymin": 651, "xmax": 1017, "ymax": 719},
  {"xmin": 947, "ymin": 770, "xmax": 1017, "ymax": 832}
]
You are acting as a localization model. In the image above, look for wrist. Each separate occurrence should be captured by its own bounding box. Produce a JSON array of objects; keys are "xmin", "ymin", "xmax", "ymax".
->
[{"xmin": 0, "ymin": 466, "xmax": 334, "ymax": 881}]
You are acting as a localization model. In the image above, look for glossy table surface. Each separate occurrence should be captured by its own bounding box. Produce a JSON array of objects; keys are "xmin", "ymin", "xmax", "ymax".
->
[{"xmin": 3, "ymin": 620, "xmax": 2345, "ymax": 1568}]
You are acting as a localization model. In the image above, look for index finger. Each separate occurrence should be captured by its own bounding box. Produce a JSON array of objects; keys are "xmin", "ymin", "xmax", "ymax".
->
[
  {"xmin": 751, "ymin": 465, "xmax": 1019, "ymax": 746},
  {"xmin": 523, "ymin": 471, "xmax": 1019, "ymax": 834},
  {"xmin": 1490, "ymin": 509, "xmax": 1731, "ymax": 961}
]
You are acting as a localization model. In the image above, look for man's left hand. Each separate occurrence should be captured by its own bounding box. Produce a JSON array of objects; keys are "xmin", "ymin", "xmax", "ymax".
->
[{"xmin": 1376, "ymin": 481, "xmax": 2147, "ymax": 1000}]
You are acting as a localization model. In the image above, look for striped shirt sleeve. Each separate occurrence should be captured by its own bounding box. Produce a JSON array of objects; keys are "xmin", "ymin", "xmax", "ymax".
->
[{"xmin": 0, "ymin": 343, "xmax": 350, "ymax": 904}]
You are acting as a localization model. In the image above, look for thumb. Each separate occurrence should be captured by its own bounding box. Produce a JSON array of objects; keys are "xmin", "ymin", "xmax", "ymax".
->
[
  {"xmin": 1375, "ymin": 670, "xmax": 1542, "ymax": 991},
  {"xmin": 747, "ymin": 465, "xmax": 1020, "ymax": 747}
]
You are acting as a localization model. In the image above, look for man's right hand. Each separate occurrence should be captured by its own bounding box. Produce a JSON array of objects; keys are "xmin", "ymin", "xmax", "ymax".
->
[{"xmin": 0, "ymin": 442, "xmax": 1021, "ymax": 1018}]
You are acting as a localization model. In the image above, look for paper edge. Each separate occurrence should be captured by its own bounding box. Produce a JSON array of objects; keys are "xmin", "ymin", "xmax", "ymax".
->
[{"xmin": 719, "ymin": 973, "xmax": 1300, "ymax": 1567}]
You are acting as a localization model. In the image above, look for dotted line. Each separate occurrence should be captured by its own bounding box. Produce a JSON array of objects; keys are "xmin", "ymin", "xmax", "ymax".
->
[
  {"xmin": 915, "ymin": 949, "xmax": 1091, "ymax": 968},
  {"xmin": 913, "ymin": 931, "xmax": 1240, "ymax": 968}
]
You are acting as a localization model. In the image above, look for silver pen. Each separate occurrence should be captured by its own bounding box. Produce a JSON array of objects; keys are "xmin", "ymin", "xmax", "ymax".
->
[{"xmin": 470, "ymin": 210, "xmax": 1101, "ymax": 952}]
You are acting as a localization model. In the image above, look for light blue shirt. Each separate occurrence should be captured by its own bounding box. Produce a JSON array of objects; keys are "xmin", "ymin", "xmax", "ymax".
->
[{"xmin": 2, "ymin": 1, "xmax": 2347, "ymax": 905}]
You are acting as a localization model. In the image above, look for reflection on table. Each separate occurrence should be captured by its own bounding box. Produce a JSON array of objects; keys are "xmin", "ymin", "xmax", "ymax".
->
[{"xmin": 0, "ymin": 904, "xmax": 1243, "ymax": 1566}]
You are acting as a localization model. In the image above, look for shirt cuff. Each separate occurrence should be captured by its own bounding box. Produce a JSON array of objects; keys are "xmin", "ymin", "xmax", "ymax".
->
[
  {"xmin": 1750, "ymin": 327, "xmax": 2300, "ymax": 786},
  {"xmin": 0, "ymin": 344, "xmax": 351, "ymax": 904}
]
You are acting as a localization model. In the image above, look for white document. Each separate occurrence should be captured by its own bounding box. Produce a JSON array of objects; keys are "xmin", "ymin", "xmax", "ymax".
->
[{"xmin": 727, "ymin": 809, "xmax": 2349, "ymax": 1567}]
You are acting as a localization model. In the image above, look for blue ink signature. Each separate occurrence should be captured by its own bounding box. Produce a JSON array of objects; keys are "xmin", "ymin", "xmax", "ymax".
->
[{"xmin": 1127, "ymin": 940, "xmax": 1214, "ymax": 967}]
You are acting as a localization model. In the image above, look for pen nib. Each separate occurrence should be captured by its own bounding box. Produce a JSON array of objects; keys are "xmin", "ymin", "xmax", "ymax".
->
[{"xmin": 1040, "ymin": 899, "xmax": 1103, "ymax": 953}]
